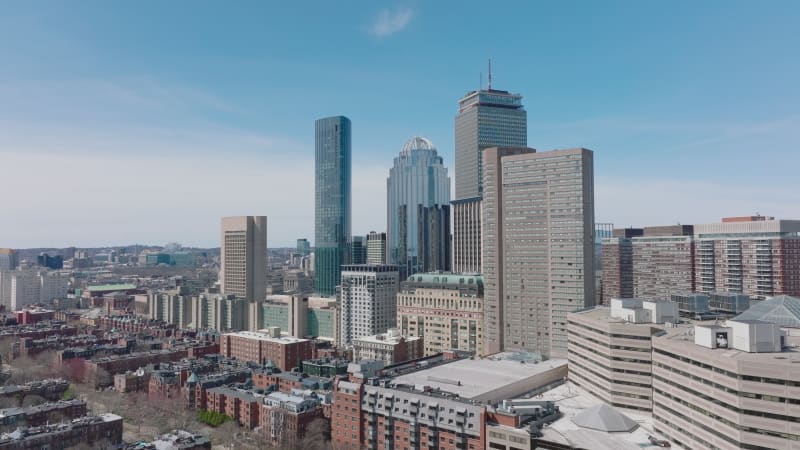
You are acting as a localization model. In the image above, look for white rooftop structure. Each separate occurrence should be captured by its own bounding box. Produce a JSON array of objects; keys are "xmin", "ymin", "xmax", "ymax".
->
[
  {"xmin": 537, "ymin": 383, "xmax": 683, "ymax": 450},
  {"xmin": 223, "ymin": 329, "xmax": 308, "ymax": 344},
  {"xmin": 571, "ymin": 403, "xmax": 638, "ymax": 432},
  {"xmin": 391, "ymin": 357, "xmax": 567, "ymax": 403},
  {"xmin": 353, "ymin": 328, "xmax": 420, "ymax": 345}
]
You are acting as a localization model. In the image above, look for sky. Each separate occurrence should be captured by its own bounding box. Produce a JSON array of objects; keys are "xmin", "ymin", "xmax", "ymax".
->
[{"xmin": 1, "ymin": 1, "xmax": 799, "ymax": 248}]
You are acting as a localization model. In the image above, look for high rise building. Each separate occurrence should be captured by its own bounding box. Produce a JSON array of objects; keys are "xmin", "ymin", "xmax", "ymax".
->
[
  {"xmin": 350, "ymin": 236, "xmax": 367, "ymax": 265},
  {"xmin": 314, "ymin": 116, "xmax": 352, "ymax": 296},
  {"xmin": 693, "ymin": 217, "xmax": 800, "ymax": 299},
  {"xmin": 220, "ymin": 216, "xmax": 267, "ymax": 301},
  {"xmin": 600, "ymin": 228, "xmax": 643, "ymax": 301},
  {"xmin": 338, "ymin": 264, "xmax": 399, "ymax": 346},
  {"xmin": 483, "ymin": 147, "xmax": 595, "ymax": 358},
  {"xmin": 386, "ymin": 137, "xmax": 451, "ymax": 277},
  {"xmin": 604, "ymin": 217, "xmax": 800, "ymax": 303},
  {"xmin": 296, "ymin": 238, "xmax": 311, "ymax": 257},
  {"xmin": 366, "ymin": 231, "xmax": 386, "ymax": 265},
  {"xmin": 0, "ymin": 249, "xmax": 17, "ymax": 270},
  {"xmin": 452, "ymin": 80, "xmax": 527, "ymax": 273},
  {"xmin": 37, "ymin": 253, "xmax": 63, "ymax": 270},
  {"xmin": 451, "ymin": 198, "xmax": 482, "ymax": 273},
  {"xmin": 0, "ymin": 270, "xmax": 69, "ymax": 310},
  {"xmin": 632, "ymin": 225, "xmax": 695, "ymax": 300}
]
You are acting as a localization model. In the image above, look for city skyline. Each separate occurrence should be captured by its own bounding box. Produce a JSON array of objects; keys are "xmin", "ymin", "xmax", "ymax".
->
[{"xmin": 2, "ymin": 2, "xmax": 799, "ymax": 248}]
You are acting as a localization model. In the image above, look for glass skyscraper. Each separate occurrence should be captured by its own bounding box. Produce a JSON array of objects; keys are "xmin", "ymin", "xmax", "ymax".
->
[
  {"xmin": 387, "ymin": 137, "xmax": 451, "ymax": 277},
  {"xmin": 314, "ymin": 116, "xmax": 352, "ymax": 296}
]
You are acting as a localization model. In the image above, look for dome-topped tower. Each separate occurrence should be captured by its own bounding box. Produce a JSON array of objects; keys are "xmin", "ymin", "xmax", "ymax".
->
[
  {"xmin": 401, "ymin": 136, "xmax": 436, "ymax": 155},
  {"xmin": 387, "ymin": 136, "xmax": 451, "ymax": 277}
]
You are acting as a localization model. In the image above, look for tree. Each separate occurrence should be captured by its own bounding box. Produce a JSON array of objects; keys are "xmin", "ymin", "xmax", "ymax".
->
[{"xmin": 296, "ymin": 418, "xmax": 332, "ymax": 450}]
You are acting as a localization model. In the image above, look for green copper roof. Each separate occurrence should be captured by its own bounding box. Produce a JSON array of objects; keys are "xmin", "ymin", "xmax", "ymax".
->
[{"xmin": 87, "ymin": 283, "xmax": 137, "ymax": 292}]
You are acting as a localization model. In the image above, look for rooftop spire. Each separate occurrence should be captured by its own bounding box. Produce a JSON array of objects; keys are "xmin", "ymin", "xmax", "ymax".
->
[{"xmin": 488, "ymin": 58, "xmax": 492, "ymax": 90}]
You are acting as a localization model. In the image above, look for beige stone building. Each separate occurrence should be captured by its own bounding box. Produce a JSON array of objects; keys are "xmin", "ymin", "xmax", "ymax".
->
[
  {"xmin": 652, "ymin": 319, "xmax": 800, "ymax": 450},
  {"xmin": 567, "ymin": 303, "xmax": 666, "ymax": 411},
  {"xmin": 220, "ymin": 216, "xmax": 267, "ymax": 301},
  {"xmin": 396, "ymin": 272, "xmax": 484, "ymax": 356},
  {"xmin": 482, "ymin": 147, "xmax": 595, "ymax": 358}
]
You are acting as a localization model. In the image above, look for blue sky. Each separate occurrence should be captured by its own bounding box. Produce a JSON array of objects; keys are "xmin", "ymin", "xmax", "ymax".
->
[{"xmin": 1, "ymin": 1, "xmax": 798, "ymax": 247}]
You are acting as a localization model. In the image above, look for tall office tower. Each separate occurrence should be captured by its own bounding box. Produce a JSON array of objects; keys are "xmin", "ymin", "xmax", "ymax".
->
[
  {"xmin": 632, "ymin": 225, "xmax": 695, "ymax": 300},
  {"xmin": 338, "ymin": 264, "xmax": 399, "ymax": 346},
  {"xmin": 296, "ymin": 238, "xmax": 311, "ymax": 257},
  {"xmin": 417, "ymin": 204, "xmax": 451, "ymax": 273},
  {"xmin": 315, "ymin": 116, "xmax": 352, "ymax": 296},
  {"xmin": 482, "ymin": 147, "xmax": 595, "ymax": 358},
  {"xmin": 386, "ymin": 137, "xmax": 451, "ymax": 277},
  {"xmin": 601, "ymin": 228, "xmax": 643, "ymax": 300},
  {"xmin": 452, "ymin": 80, "xmax": 527, "ymax": 273},
  {"xmin": 0, "ymin": 249, "xmax": 17, "ymax": 270},
  {"xmin": 366, "ymin": 231, "xmax": 387, "ymax": 265},
  {"xmin": 350, "ymin": 236, "xmax": 367, "ymax": 265},
  {"xmin": 220, "ymin": 216, "xmax": 267, "ymax": 301},
  {"xmin": 593, "ymin": 223, "xmax": 614, "ymax": 305},
  {"xmin": 37, "ymin": 253, "xmax": 63, "ymax": 270}
]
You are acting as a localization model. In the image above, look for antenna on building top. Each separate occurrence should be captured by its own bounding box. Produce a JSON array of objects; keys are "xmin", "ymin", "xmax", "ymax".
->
[
  {"xmin": 487, "ymin": 58, "xmax": 493, "ymax": 90},
  {"xmin": 480, "ymin": 72, "xmax": 483, "ymax": 91}
]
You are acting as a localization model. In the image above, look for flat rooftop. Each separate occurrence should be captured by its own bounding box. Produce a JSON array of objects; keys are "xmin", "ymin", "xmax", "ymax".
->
[
  {"xmin": 536, "ymin": 382, "xmax": 683, "ymax": 450},
  {"xmin": 392, "ymin": 357, "xmax": 566, "ymax": 401},
  {"xmin": 223, "ymin": 330, "xmax": 308, "ymax": 344},
  {"xmin": 658, "ymin": 321, "xmax": 800, "ymax": 362}
]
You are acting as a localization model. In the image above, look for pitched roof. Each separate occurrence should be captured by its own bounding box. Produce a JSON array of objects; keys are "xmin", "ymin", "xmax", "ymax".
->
[
  {"xmin": 734, "ymin": 295, "xmax": 800, "ymax": 328},
  {"xmin": 571, "ymin": 404, "xmax": 638, "ymax": 433}
]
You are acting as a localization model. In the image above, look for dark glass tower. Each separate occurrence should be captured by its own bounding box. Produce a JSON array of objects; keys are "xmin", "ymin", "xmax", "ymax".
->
[{"xmin": 314, "ymin": 116, "xmax": 352, "ymax": 296}]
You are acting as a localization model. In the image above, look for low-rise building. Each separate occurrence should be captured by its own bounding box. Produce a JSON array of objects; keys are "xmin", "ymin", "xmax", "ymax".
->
[
  {"xmin": 300, "ymin": 358, "xmax": 349, "ymax": 378},
  {"xmin": 331, "ymin": 354, "xmax": 569, "ymax": 450},
  {"xmin": 259, "ymin": 390, "xmax": 324, "ymax": 445},
  {"xmin": 121, "ymin": 430, "xmax": 211, "ymax": 450},
  {"xmin": 0, "ymin": 400, "xmax": 87, "ymax": 431},
  {"xmin": 220, "ymin": 329, "xmax": 311, "ymax": 371},
  {"xmin": 0, "ymin": 413, "xmax": 123, "ymax": 449},
  {"xmin": 351, "ymin": 329, "xmax": 422, "ymax": 365}
]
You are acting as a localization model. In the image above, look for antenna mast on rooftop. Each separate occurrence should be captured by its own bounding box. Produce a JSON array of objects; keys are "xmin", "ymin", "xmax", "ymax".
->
[{"xmin": 487, "ymin": 58, "xmax": 492, "ymax": 90}]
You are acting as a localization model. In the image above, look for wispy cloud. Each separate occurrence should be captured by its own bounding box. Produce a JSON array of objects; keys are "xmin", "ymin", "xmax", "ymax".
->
[{"xmin": 370, "ymin": 7, "xmax": 414, "ymax": 37}]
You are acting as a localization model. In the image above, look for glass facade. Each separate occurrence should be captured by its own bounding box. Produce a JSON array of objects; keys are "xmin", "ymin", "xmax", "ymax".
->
[
  {"xmin": 454, "ymin": 89, "xmax": 526, "ymax": 201},
  {"xmin": 386, "ymin": 137, "xmax": 451, "ymax": 277},
  {"xmin": 296, "ymin": 238, "xmax": 311, "ymax": 256},
  {"xmin": 314, "ymin": 116, "xmax": 352, "ymax": 296},
  {"xmin": 308, "ymin": 308, "xmax": 335, "ymax": 339}
]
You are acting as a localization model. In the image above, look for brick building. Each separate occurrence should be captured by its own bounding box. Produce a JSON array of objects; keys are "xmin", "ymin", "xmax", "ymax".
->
[
  {"xmin": 220, "ymin": 329, "xmax": 311, "ymax": 370},
  {"xmin": 0, "ymin": 399, "xmax": 87, "ymax": 431},
  {"xmin": 0, "ymin": 413, "xmax": 123, "ymax": 449}
]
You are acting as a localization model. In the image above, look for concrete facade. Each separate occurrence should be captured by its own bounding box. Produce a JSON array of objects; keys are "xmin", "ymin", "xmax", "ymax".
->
[
  {"xmin": 338, "ymin": 265, "xmax": 399, "ymax": 346},
  {"xmin": 482, "ymin": 147, "xmax": 595, "ymax": 358},
  {"xmin": 220, "ymin": 216, "xmax": 267, "ymax": 301}
]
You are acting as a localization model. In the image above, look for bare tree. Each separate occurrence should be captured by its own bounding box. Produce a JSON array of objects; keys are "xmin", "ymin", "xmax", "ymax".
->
[{"xmin": 296, "ymin": 418, "xmax": 332, "ymax": 450}]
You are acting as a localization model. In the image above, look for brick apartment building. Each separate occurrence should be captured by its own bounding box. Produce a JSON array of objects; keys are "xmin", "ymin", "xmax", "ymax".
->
[
  {"xmin": 0, "ymin": 413, "xmax": 123, "ymax": 449},
  {"xmin": 220, "ymin": 330, "xmax": 311, "ymax": 371},
  {"xmin": 602, "ymin": 217, "xmax": 800, "ymax": 302}
]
